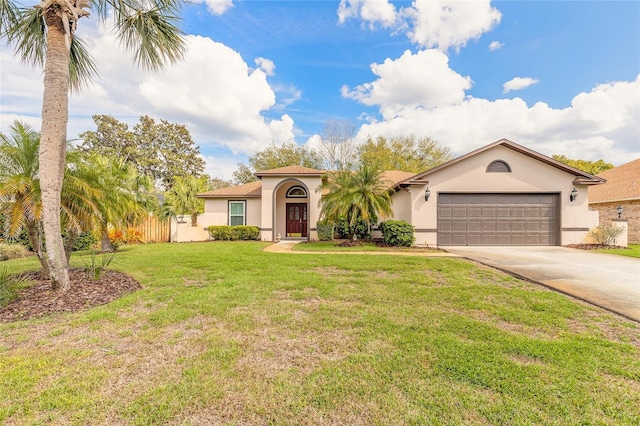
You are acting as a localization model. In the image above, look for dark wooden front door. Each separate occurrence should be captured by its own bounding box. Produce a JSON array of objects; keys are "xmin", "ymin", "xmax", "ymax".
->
[{"xmin": 286, "ymin": 203, "xmax": 307, "ymax": 237}]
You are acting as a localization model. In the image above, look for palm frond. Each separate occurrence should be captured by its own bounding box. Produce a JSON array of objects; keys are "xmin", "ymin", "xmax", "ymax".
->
[
  {"xmin": 0, "ymin": 0, "xmax": 17, "ymax": 35},
  {"xmin": 114, "ymin": 2, "xmax": 186, "ymax": 71},
  {"xmin": 69, "ymin": 35, "xmax": 99, "ymax": 92},
  {"xmin": 5, "ymin": 7, "xmax": 46, "ymax": 68}
]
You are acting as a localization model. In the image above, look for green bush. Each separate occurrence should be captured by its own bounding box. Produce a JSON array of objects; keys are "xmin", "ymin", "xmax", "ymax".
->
[
  {"xmin": 587, "ymin": 224, "xmax": 624, "ymax": 246},
  {"xmin": 335, "ymin": 217, "xmax": 371, "ymax": 240},
  {"xmin": 208, "ymin": 225, "xmax": 260, "ymax": 241},
  {"xmin": 72, "ymin": 231, "xmax": 98, "ymax": 251},
  {"xmin": 0, "ymin": 243, "xmax": 29, "ymax": 261},
  {"xmin": 379, "ymin": 220, "xmax": 415, "ymax": 247},
  {"xmin": 316, "ymin": 220, "xmax": 335, "ymax": 241}
]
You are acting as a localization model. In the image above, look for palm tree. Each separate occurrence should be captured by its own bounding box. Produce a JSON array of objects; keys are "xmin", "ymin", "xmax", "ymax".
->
[
  {"xmin": 0, "ymin": 121, "xmax": 98, "ymax": 275},
  {"xmin": 2, "ymin": 0, "xmax": 186, "ymax": 290},
  {"xmin": 76, "ymin": 153, "xmax": 153, "ymax": 252},
  {"xmin": 161, "ymin": 175, "xmax": 211, "ymax": 226},
  {"xmin": 319, "ymin": 163, "xmax": 394, "ymax": 241}
]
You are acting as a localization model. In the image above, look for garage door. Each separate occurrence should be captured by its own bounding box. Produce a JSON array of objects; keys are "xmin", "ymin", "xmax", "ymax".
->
[{"xmin": 437, "ymin": 193, "xmax": 559, "ymax": 246}]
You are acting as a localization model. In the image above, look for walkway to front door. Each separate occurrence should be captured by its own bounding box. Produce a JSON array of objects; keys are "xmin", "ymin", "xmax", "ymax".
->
[{"xmin": 286, "ymin": 203, "xmax": 307, "ymax": 238}]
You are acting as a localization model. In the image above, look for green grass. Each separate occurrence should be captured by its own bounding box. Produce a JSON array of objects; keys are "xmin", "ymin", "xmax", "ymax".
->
[
  {"xmin": 1, "ymin": 242, "xmax": 639, "ymax": 425},
  {"xmin": 293, "ymin": 240, "xmax": 442, "ymax": 252},
  {"xmin": 595, "ymin": 243, "xmax": 640, "ymax": 258}
]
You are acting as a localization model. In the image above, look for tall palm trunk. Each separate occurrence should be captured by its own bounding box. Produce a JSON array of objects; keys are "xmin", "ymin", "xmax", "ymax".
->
[{"xmin": 40, "ymin": 10, "xmax": 71, "ymax": 290}]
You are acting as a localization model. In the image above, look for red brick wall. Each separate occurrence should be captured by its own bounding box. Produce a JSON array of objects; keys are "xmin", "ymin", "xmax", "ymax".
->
[{"xmin": 589, "ymin": 201, "xmax": 640, "ymax": 244}]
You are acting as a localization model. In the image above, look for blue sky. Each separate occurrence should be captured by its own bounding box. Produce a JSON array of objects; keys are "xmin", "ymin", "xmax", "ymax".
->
[{"xmin": 1, "ymin": 0, "xmax": 638, "ymax": 179}]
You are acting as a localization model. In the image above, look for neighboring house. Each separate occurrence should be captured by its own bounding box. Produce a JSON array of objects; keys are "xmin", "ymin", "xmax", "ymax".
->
[
  {"xmin": 588, "ymin": 158, "xmax": 640, "ymax": 244},
  {"xmin": 186, "ymin": 139, "xmax": 604, "ymax": 246}
]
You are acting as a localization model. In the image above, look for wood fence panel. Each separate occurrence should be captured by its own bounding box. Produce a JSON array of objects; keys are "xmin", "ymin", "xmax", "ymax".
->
[{"xmin": 134, "ymin": 216, "xmax": 170, "ymax": 243}]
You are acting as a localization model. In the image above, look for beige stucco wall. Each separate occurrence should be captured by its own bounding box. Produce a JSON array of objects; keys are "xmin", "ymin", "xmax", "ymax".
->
[
  {"xmin": 402, "ymin": 145, "xmax": 599, "ymax": 246},
  {"xmin": 179, "ymin": 198, "xmax": 263, "ymax": 242},
  {"xmin": 261, "ymin": 176, "xmax": 323, "ymax": 241}
]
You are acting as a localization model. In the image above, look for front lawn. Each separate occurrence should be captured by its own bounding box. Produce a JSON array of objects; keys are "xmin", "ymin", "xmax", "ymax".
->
[
  {"xmin": 1, "ymin": 242, "xmax": 639, "ymax": 424},
  {"xmin": 595, "ymin": 244, "xmax": 640, "ymax": 258},
  {"xmin": 294, "ymin": 240, "xmax": 443, "ymax": 252}
]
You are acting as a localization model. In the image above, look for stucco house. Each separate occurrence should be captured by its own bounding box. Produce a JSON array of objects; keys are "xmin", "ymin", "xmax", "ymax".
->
[
  {"xmin": 588, "ymin": 158, "xmax": 640, "ymax": 244},
  {"xmin": 180, "ymin": 139, "xmax": 604, "ymax": 246}
]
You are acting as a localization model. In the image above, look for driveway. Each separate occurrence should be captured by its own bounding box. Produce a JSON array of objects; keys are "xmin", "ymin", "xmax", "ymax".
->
[{"xmin": 444, "ymin": 246, "xmax": 640, "ymax": 322}]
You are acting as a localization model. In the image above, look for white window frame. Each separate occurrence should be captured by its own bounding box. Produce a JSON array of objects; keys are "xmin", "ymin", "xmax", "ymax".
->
[{"xmin": 228, "ymin": 200, "xmax": 246, "ymax": 226}]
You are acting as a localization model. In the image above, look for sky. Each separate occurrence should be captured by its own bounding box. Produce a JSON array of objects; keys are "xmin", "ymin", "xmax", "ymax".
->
[{"xmin": 1, "ymin": 0, "xmax": 639, "ymax": 180}]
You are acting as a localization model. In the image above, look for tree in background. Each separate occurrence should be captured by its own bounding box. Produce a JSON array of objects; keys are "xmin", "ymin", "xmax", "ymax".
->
[
  {"xmin": 209, "ymin": 177, "xmax": 232, "ymax": 190},
  {"xmin": 75, "ymin": 154, "xmax": 154, "ymax": 252},
  {"xmin": 80, "ymin": 115, "xmax": 205, "ymax": 190},
  {"xmin": 233, "ymin": 141, "xmax": 323, "ymax": 184},
  {"xmin": 316, "ymin": 119, "xmax": 358, "ymax": 170},
  {"xmin": 319, "ymin": 164, "xmax": 393, "ymax": 241},
  {"xmin": 161, "ymin": 175, "xmax": 212, "ymax": 226},
  {"xmin": 2, "ymin": 0, "xmax": 186, "ymax": 290},
  {"xmin": 551, "ymin": 155, "xmax": 614, "ymax": 175},
  {"xmin": 359, "ymin": 135, "xmax": 452, "ymax": 173}
]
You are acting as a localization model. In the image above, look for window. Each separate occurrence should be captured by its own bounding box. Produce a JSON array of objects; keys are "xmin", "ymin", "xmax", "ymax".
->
[
  {"xmin": 229, "ymin": 201, "xmax": 246, "ymax": 226},
  {"xmin": 486, "ymin": 160, "xmax": 511, "ymax": 173},
  {"xmin": 286, "ymin": 186, "xmax": 307, "ymax": 198}
]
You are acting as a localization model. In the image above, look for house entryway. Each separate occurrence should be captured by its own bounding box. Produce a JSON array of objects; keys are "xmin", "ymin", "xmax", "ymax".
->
[{"xmin": 286, "ymin": 203, "xmax": 307, "ymax": 238}]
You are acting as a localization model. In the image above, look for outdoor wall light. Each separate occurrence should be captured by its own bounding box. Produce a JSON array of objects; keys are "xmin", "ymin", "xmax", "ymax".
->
[
  {"xmin": 178, "ymin": 214, "xmax": 184, "ymax": 223},
  {"xmin": 425, "ymin": 187, "xmax": 431, "ymax": 202},
  {"xmin": 569, "ymin": 187, "xmax": 578, "ymax": 202},
  {"xmin": 617, "ymin": 205, "xmax": 623, "ymax": 218}
]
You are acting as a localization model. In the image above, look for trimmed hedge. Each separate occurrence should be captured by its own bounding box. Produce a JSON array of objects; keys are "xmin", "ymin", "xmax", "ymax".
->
[
  {"xmin": 379, "ymin": 220, "xmax": 415, "ymax": 247},
  {"xmin": 208, "ymin": 225, "xmax": 260, "ymax": 241},
  {"xmin": 317, "ymin": 220, "xmax": 335, "ymax": 241}
]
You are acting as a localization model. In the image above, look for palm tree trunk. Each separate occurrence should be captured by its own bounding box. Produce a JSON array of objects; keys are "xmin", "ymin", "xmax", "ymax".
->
[
  {"xmin": 27, "ymin": 222, "xmax": 49, "ymax": 275},
  {"xmin": 40, "ymin": 10, "xmax": 71, "ymax": 290},
  {"xmin": 101, "ymin": 224, "xmax": 114, "ymax": 252}
]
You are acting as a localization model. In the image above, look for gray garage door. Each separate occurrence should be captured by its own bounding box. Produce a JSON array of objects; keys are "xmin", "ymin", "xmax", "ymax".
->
[{"xmin": 437, "ymin": 193, "xmax": 559, "ymax": 246}]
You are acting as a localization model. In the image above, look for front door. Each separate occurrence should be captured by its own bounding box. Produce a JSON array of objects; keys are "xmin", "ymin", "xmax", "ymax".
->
[{"xmin": 286, "ymin": 203, "xmax": 307, "ymax": 237}]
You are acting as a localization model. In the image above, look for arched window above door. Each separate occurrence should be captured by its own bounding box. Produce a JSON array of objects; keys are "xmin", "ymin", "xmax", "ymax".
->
[
  {"xmin": 286, "ymin": 186, "xmax": 307, "ymax": 198},
  {"xmin": 486, "ymin": 160, "xmax": 512, "ymax": 173}
]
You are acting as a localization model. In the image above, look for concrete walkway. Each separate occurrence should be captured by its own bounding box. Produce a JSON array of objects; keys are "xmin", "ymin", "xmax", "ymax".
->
[
  {"xmin": 263, "ymin": 240, "xmax": 458, "ymax": 257},
  {"xmin": 445, "ymin": 246, "xmax": 640, "ymax": 322}
]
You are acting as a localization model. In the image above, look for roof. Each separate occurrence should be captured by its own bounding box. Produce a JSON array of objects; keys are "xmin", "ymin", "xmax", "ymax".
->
[
  {"xmin": 588, "ymin": 158, "xmax": 640, "ymax": 203},
  {"xmin": 402, "ymin": 138, "xmax": 606, "ymax": 186},
  {"xmin": 380, "ymin": 170, "xmax": 416, "ymax": 189},
  {"xmin": 254, "ymin": 165, "xmax": 325, "ymax": 177},
  {"xmin": 196, "ymin": 180, "xmax": 262, "ymax": 198}
]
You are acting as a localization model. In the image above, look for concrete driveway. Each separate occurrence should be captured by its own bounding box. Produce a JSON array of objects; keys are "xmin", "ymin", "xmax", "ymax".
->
[{"xmin": 444, "ymin": 246, "xmax": 640, "ymax": 322}]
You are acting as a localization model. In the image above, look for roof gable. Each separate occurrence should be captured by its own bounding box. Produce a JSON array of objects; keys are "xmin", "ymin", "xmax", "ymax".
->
[
  {"xmin": 254, "ymin": 165, "xmax": 325, "ymax": 177},
  {"xmin": 403, "ymin": 138, "xmax": 606, "ymax": 185},
  {"xmin": 197, "ymin": 180, "xmax": 262, "ymax": 198},
  {"xmin": 588, "ymin": 158, "xmax": 640, "ymax": 203}
]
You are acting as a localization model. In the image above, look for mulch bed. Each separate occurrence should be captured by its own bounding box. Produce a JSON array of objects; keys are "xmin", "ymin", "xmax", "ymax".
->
[
  {"xmin": 565, "ymin": 244, "xmax": 629, "ymax": 251},
  {"xmin": 0, "ymin": 268, "xmax": 142, "ymax": 323}
]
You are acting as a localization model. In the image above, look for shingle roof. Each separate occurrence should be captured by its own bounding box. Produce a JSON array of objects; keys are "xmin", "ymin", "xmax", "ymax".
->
[
  {"xmin": 196, "ymin": 180, "xmax": 262, "ymax": 198},
  {"xmin": 403, "ymin": 138, "xmax": 606, "ymax": 185},
  {"xmin": 380, "ymin": 170, "xmax": 416, "ymax": 189},
  {"xmin": 254, "ymin": 165, "xmax": 325, "ymax": 176},
  {"xmin": 588, "ymin": 158, "xmax": 640, "ymax": 203}
]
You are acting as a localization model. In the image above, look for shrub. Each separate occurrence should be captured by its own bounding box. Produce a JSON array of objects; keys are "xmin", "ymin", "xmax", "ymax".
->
[
  {"xmin": 587, "ymin": 224, "xmax": 624, "ymax": 246},
  {"xmin": 0, "ymin": 243, "xmax": 29, "ymax": 261},
  {"xmin": 82, "ymin": 252, "xmax": 118, "ymax": 281},
  {"xmin": 72, "ymin": 231, "xmax": 98, "ymax": 251},
  {"xmin": 379, "ymin": 220, "xmax": 415, "ymax": 247},
  {"xmin": 108, "ymin": 229, "xmax": 125, "ymax": 249},
  {"xmin": 208, "ymin": 226, "xmax": 260, "ymax": 241},
  {"xmin": 317, "ymin": 220, "xmax": 335, "ymax": 241},
  {"xmin": 125, "ymin": 228, "xmax": 145, "ymax": 244},
  {"xmin": 0, "ymin": 265, "xmax": 32, "ymax": 306},
  {"xmin": 335, "ymin": 217, "xmax": 371, "ymax": 240}
]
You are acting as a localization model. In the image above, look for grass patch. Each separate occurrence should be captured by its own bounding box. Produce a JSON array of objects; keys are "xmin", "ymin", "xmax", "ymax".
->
[
  {"xmin": 595, "ymin": 244, "xmax": 640, "ymax": 258},
  {"xmin": 1, "ymin": 242, "xmax": 639, "ymax": 424},
  {"xmin": 294, "ymin": 241, "xmax": 443, "ymax": 252}
]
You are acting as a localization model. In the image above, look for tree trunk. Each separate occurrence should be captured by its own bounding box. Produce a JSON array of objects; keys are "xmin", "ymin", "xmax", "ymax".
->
[
  {"xmin": 27, "ymin": 221, "xmax": 49, "ymax": 275},
  {"xmin": 40, "ymin": 10, "xmax": 71, "ymax": 290},
  {"xmin": 64, "ymin": 231, "xmax": 76, "ymax": 263},
  {"xmin": 101, "ymin": 224, "xmax": 114, "ymax": 252},
  {"xmin": 191, "ymin": 212, "xmax": 198, "ymax": 227}
]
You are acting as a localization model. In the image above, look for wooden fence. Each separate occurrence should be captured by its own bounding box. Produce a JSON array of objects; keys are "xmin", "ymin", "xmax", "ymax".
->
[{"xmin": 133, "ymin": 216, "xmax": 171, "ymax": 243}]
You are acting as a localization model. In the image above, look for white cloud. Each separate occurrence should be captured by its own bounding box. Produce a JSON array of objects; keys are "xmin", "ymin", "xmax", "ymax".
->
[
  {"xmin": 503, "ymin": 77, "xmax": 539, "ymax": 93},
  {"xmin": 199, "ymin": 0, "xmax": 233, "ymax": 15},
  {"xmin": 255, "ymin": 57, "xmax": 275, "ymax": 76},
  {"xmin": 488, "ymin": 40, "xmax": 504, "ymax": 51},
  {"xmin": 401, "ymin": 0, "xmax": 502, "ymax": 51},
  {"xmin": 351, "ymin": 75, "xmax": 640, "ymax": 165},
  {"xmin": 337, "ymin": 0, "xmax": 398, "ymax": 28},
  {"xmin": 1, "ymin": 24, "xmax": 293, "ymax": 156},
  {"xmin": 337, "ymin": 0, "xmax": 500, "ymax": 51},
  {"xmin": 342, "ymin": 49, "xmax": 472, "ymax": 118}
]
